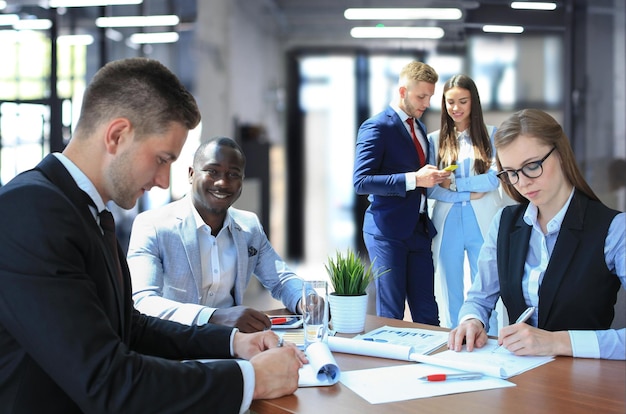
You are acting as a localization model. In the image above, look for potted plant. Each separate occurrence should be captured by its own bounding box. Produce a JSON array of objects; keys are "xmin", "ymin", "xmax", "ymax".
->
[{"xmin": 325, "ymin": 249, "xmax": 388, "ymax": 333}]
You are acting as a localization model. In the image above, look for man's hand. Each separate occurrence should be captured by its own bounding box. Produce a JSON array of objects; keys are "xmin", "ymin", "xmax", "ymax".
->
[
  {"xmin": 250, "ymin": 346, "xmax": 305, "ymax": 400},
  {"xmin": 415, "ymin": 165, "xmax": 451, "ymax": 188},
  {"xmin": 232, "ymin": 330, "xmax": 308, "ymax": 400},
  {"xmin": 448, "ymin": 318, "xmax": 488, "ymax": 352},
  {"xmin": 210, "ymin": 306, "xmax": 271, "ymax": 333}
]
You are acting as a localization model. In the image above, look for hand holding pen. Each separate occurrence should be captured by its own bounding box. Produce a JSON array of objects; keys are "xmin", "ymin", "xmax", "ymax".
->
[{"xmin": 494, "ymin": 306, "xmax": 535, "ymax": 353}]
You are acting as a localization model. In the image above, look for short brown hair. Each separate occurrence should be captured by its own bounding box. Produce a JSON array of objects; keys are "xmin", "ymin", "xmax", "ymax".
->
[{"xmin": 74, "ymin": 57, "xmax": 201, "ymax": 139}]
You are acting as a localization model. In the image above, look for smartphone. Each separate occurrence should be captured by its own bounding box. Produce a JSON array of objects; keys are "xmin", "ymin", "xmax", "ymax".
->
[{"xmin": 443, "ymin": 164, "xmax": 458, "ymax": 172}]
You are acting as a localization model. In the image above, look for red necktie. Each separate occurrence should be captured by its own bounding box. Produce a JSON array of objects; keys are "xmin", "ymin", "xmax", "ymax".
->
[
  {"xmin": 406, "ymin": 118, "xmax": 426, "ymax": 167},
  {"xmin": 99, "ymin": 210, "xmax": 124, "ymax": 289}
]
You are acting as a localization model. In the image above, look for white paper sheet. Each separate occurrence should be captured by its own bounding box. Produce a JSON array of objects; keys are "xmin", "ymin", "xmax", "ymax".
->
[
  {"xmin": 340, "ymin": 364, "xmax": 515, "ymax": 404},
  {"xmin": 410, "ymin": 339, "xmax": 554, "ymax": 379}
]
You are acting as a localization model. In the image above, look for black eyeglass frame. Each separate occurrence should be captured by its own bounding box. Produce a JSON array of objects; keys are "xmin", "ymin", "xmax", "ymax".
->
[{"xmin": 496, "ymin": 146, "xmax": 556, "ymax": 185}]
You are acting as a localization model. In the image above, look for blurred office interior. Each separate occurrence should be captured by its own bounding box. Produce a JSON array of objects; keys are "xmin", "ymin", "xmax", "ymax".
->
[{"xmin": 1, "ymin": 0, "xmax": 624, "ymax": 319}]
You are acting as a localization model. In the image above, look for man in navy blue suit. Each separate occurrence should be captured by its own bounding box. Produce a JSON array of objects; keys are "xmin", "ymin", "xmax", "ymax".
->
[{"xmin": 353, "ymin": 61, "xmax": 450, "ymax": 325}]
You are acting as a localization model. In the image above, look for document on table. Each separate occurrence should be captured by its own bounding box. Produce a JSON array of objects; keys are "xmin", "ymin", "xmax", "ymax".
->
[
  {"xmin": 352, "ymin": 325, "xmax": 449, "ymax": 355},
  {"xmin": 340, "ymin": 364, "xmax": 515, "ymax": 404},
  {"xmin": 298, "ymin": 341, "xmax": 340, "ymax": 387},
  {"xmin": 409, "ymin": 339, "xmax": 554, "ymax": 379}
]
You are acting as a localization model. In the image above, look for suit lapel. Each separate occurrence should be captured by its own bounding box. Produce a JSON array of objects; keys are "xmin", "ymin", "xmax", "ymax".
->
[
  {"xmin": 36, "ymin": 154, "xmax": 127, "ymax": 332},
  {"xmin": 178, "ymin": 199, "xmax": 204, "ymax": 297},
  {"xmin": 231, "ymin": 219, "xmax": 249, "ymax": 305},
  {"xmin": 507, "ymin": 213, "xmax": 532, "ymax": 313}
]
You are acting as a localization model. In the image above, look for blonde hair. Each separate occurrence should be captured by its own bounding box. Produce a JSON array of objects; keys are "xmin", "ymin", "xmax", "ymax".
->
[{"xmin": 399, "ymin": 61, "xmax": 438, "ymax": 85}]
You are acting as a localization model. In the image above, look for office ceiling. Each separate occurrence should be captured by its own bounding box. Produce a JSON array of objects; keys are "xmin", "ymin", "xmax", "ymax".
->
[
  {"xmin": 264, "ymin": 0, "xmax": 568, "ymax": 47},
  {"xmin": 1, "ymin": 0, "xmax": 615, "ymax": 51}
]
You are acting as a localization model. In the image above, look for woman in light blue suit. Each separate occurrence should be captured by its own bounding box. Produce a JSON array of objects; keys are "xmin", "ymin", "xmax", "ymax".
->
[
  {"xmin": 128, "ymin": 137, "xmax": 304, "ymax": 332},
  {"xmin": 428, "ymin": 75, "xmax": 513, "ymax": 330}
]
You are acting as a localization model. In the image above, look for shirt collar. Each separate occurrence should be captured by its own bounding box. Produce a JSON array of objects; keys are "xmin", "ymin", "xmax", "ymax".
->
[
  {"xmin": 189, "ymin": 194, "xmax": 232, "ymax": 233},
  {"xmin": 390, "ymin": 103, "xmax": 411, "ymax": 123},
  {"xmin": 523, "ymin": 187, "xmax": 575, "ymax": 234},
  {"xmin": 53, "ymin": 153, "xmax": 106, "ymax": 215}
]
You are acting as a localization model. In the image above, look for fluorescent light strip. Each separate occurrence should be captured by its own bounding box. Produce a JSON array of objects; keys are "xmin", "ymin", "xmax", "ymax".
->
[
  {"xmin": 511, "ymin": 2, "xmax": 557, "ymax": 11},
  {"xmin": 96, "ymin": 15, "xmax": 180, "ymax": 28},
  {"xmin": 57, "ymin": 34, "xmax": 94, "ymax": 45},
  {"xmin": 345, "ymin": 8, "xmax": 462, "ymax": 20},
  {"xmin": 350, "ymin": 26, "xmax": 444, "ymax": 39},
  {"xmin": 0, "ymin": 13, "xmax": 19, "ymax": 26},
  {"xmin": 129, "ymin": 32, "xmax": 179, "ymax": 44},
  {"xmin": 482, "ymin": 25, "xmax": 524, "ymax": 33},
  {"xmin": 50, "ymin": 0, "xmax": 142, "ymax": 7},
  {"xmin": 13, "ymin": 19, "xmax": 53, "ymax": 30}
]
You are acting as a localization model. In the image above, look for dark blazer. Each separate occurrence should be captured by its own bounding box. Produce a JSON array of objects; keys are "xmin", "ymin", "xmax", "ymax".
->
[
  {"xmin": 0, "ymin": 155, "xmax": 244, "ymax": 413},
  {"xmin": 497, "ymin": 190, "xmax": 620, "ymax": 331},
  {"xmin": 353, "ymin": 106, "xmax": 435, "ymax": 240}
]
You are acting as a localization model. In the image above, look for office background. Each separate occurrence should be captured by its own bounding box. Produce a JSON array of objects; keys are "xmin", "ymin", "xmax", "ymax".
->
[{"xmin": 1, "ymin": 0, "xmax": 624, "ymax": 323}]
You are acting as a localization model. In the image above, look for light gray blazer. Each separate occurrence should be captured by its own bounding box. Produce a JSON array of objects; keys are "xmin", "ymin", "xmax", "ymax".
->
[{"xmin": 127, "ymin": 196, "xmax": 303, "ymax": 325}]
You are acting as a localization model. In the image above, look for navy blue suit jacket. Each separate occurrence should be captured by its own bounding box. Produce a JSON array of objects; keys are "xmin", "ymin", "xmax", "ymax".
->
[
  {"xmin": 353, "ymin": 106, "xmax": 435, "ymax": 240},
  {"xmin": 0, "ymin": 155, "xmax": 244, "ymax": 413}
]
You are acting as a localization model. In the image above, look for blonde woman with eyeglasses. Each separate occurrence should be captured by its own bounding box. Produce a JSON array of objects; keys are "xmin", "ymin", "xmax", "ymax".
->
[{"xmin": 448, "ymin": 109, "xmax": 625, "ymax": 360}]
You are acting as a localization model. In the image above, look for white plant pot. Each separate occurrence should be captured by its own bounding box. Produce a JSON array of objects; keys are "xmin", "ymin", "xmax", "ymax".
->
[{"xmin": 328, "ymin": 293, "xmax": 368, "ymax": 334}]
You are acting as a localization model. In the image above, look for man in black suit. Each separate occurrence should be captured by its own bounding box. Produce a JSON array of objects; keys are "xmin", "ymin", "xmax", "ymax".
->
[{"xmin": 0, "ymin": 58, "xmax": 305, "ymax": 413}]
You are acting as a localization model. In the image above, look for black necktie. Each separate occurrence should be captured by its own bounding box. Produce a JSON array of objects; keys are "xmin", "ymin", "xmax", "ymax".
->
[{"xmin": 99, "ymin": 210, "xmax": 124, "ymax": 288}]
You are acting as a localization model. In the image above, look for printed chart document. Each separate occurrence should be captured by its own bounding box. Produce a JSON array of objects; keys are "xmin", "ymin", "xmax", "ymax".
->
[
  {"xmin": 298, "ymin": 342, "xmax": 340, "ymax": 387},
  {"xmin": 410, "ymin": 339, "xmax": 554, "ymax": 379},
  {"xmin": 340, "ymin": 364, "xmax": 515, "ymax": 404},
  {"xmin": 351, "ymin": 325, "xmax": 449, "ymax": 355}
]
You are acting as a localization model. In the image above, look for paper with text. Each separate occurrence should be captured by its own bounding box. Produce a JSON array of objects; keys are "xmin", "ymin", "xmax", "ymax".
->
[{"xmin": 352, "ymin": 325, "xmax": 449, "ymax": 355}]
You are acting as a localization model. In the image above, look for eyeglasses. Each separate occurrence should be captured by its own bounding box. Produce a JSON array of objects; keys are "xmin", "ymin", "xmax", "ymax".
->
[{"xmin": 496, "ymin": 146, "xmax": 556, "ymax": 185}]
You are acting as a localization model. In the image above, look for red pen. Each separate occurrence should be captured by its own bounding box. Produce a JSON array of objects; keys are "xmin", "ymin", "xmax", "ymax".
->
[
  {"xmin": 419, "ymin": 372, "xmax": 483, "ymax": 382},
  {"xmin": 270, "ymin": 317, "xmax": 297, "ymax": 325}
]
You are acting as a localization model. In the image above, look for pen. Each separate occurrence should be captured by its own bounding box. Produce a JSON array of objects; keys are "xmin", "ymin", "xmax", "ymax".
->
[
  {"xmin": 419, "ymin": 372, "xmax": 483, "ymax": 382},
  {"xmin": 363, "ymin": 338, "xmax": 388, "ymax": 343},
  {"xmin": 492, "ymin": 306, "xmax": 535, "ymax": 353},
  {"xmin": 270, "ymin": 317, "xmax": 297, "ymax": 325}
]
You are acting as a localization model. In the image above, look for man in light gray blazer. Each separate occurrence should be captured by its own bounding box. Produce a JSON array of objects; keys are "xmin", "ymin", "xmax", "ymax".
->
[{"xmin": 128, "ymin": 137, "xmax": 303, "ymax": 332}]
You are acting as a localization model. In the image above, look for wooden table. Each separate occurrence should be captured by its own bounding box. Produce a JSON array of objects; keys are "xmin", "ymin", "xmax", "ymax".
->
[{"xmin": 251, "ymin": 315, "xmax": 626, "ymax": 414}]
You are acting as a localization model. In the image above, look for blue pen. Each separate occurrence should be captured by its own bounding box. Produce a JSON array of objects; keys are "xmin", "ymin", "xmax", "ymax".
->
[{"xmin": 364, "ymin": 338, "xmax": 386, "ymax": 342}]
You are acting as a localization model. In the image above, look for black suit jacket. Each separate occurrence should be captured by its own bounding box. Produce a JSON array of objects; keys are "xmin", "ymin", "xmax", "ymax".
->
[{"xmin": 0, "ymin": 155, "xmax": 244, "ymax": 413}]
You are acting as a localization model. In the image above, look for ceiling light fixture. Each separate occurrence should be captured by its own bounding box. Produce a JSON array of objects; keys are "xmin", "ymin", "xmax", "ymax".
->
[
  {"xmin": 345, "ymin": 8, "xmax": 462, "ymax": 20},
  {"xmin": 49, "ymin": 0, "xmax": 142, "ymax": 7},
  {"xmin": 57, "ymin": 34, "xmax": 94, "ymax": 45},
  {"xmin": 95, "ymin": 15, "xmax": 180, "ymax": 28},
  {"xmin": 129, "ymin": 32, "xmax": 179, "ymax": 44},
  {"xmin": 350, "ymin": 26, "xmax": 444, "ymax": 39},
  {"xmin": 510, "ymin": 2, "xmax": 557, "ymax": 11},
  {"xmin": 13, "ymin": 19, "xmax": 53, "ymax": 30},
  {"xmin": 482, "ymin": 25, "xmax": 524, "ymax": 33},
  {"xmin": 0, "ymin": 14, "xmax": 19, "ymax": 26}
]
